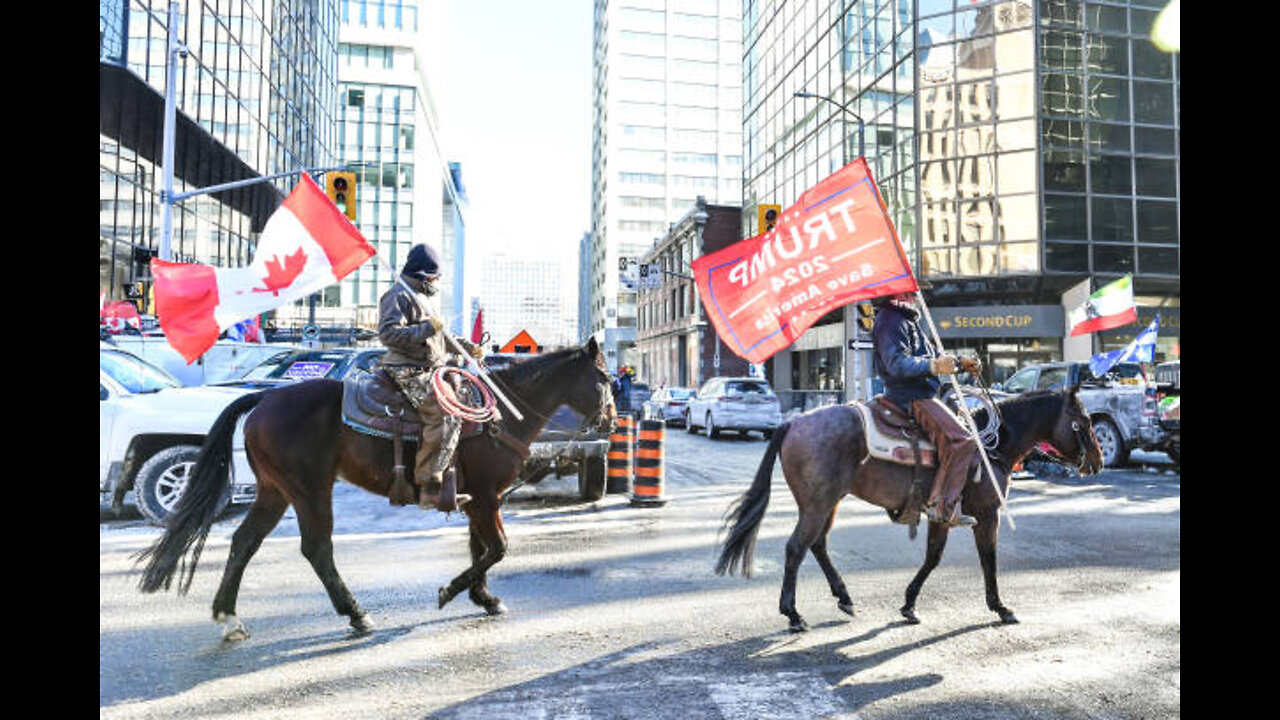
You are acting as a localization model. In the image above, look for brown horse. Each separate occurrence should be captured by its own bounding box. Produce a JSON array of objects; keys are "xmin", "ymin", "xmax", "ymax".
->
[
  {"xmin": 137, "ymin": 339, "xmax": 616, "ymax": 641},
  {"xmin": 715, "ymin": 387, "xmax": 1103, "ymax": 632}
]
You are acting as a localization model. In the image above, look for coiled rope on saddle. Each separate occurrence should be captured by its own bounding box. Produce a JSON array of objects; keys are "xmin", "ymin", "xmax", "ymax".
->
[
  {"xmin": 430, "ymin": 366, "xmax": 498, "ymax": 423},
  {"xmin": 943, "ymin": 384, "xmax": 1002, "ymax": 451}
]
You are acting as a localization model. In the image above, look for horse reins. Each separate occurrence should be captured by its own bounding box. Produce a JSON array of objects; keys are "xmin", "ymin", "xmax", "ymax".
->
[{"xmin": 478, "ymin": 360, "xmax": 613, "ymax": 482}]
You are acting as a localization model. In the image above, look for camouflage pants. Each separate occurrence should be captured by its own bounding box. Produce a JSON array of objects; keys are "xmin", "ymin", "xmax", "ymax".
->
[{"xmin": 384, "ymin": 366, "xmax": 462, "ymax": 484}]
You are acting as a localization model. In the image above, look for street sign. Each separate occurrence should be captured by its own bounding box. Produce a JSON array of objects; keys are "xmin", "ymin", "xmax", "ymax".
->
[
  {"xmin": 848, "ymin": 340, "xmax": 874, "ymax": 350},
  {"xmin": 619, "ymin": 257, "xmax": 639, "ymax": 291},
  {"xmin": 639, "ymin": 262, "xmax": 662, "ymax": 290}
]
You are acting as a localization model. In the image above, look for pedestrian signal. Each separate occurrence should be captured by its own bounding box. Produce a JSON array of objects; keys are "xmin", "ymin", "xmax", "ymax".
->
[
  {"xmin": 856, "ymin": 301, "xmax": 875, "ymax": 335},
  {"xmin": 326, "ymin": 171, "xmax": 358, "ymax": 222},
  {"xmin": 757, "ymin": 204, "xmax": 781, "ymax": 235}
]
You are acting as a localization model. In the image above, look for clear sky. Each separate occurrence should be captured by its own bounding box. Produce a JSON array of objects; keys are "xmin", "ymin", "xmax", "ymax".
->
[{"xmin": 443, "ymin": 0, "xmax": 593, "ymax": 285}]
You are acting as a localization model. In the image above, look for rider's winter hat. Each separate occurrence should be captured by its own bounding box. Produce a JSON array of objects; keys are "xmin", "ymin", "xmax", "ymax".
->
[{"xmin": 402, "ymin": 244, "xmax": 440, "ymax": 279}]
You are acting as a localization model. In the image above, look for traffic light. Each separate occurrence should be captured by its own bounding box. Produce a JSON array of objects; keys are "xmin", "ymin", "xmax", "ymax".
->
[
  {"xmin": 125, "ymin": 281, "xmax": 147, "ymax": 313},
  {"xmin": 757, "ymin": 204, "xmax": 781, "ymax": 235},
  {"xmin": 855, "ymin": 301, "xmax": 876, "ymax": 336},
  {"xmin": 326, "ymin": 171, "xmax": 358, "ymax": 222}
]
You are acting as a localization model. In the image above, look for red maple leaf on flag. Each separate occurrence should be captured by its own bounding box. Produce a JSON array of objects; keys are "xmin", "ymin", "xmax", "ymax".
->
[{"xmin": 253, "ymin": 247, "xmax": 309, "ymax": 296}]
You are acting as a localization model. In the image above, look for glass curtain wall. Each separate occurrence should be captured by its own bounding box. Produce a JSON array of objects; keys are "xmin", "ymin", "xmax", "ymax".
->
[
  {"xmin": 1040, "ymin": 0, "xmax": 1179, "ymax": 276},
  {"xmin": 336, "ymin": 82, "xmax": 418, "ymax": 309},
  {"xmin": 99, "ymin": 0, "xmax": 340, "ymax": 306},
  {"xmin": 916, "ymin": 0, "xmax": 1038, "ymax": 280}
]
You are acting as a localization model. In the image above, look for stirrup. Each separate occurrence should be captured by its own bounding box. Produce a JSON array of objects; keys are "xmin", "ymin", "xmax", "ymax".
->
[
  {"xmin": 926, "ymin": 499, "xmax": 976, "ymax": 527},
  {"xmin": 420, "ymin": 469, "xmax": 470, "ymax": 513}
]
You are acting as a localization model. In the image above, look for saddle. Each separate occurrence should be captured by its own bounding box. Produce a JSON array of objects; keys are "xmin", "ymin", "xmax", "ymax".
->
[
  {"xmin": 853, "ymin": 396, "xmax": 936, "ymax": 468},
  {"xmin": 340, "ymin": 368, "xmax": 487, "ymax": 440}
]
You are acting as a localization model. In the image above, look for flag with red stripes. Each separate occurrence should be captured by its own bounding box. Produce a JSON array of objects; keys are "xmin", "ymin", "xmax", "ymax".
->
[{"xmin": 151, "ymin": 174, "xmax": 375, "ymax": 363}]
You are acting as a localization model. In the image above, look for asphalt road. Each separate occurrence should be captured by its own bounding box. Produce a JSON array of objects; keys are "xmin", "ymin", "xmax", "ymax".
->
[{"xmin": 100, "ymin": 426, "xmax": 1180, "ymax": 719}]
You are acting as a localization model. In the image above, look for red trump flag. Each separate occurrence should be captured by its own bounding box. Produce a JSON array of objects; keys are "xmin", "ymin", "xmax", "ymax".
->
[{"xmin": 691, "ymin": 159, "xmax": 918, "ymax": 364}]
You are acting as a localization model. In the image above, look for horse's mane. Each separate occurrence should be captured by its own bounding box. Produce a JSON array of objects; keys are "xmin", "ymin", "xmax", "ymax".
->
[
  {"xmin": 995, "ymin": 389, "xmax": 1067, "ymax": 423},
  {"xmin": 488, "ymin": 347, "xmax": 586, "ymax": 390},
  {"xmin": 967, "ymin": 389, "xmax": 1067, "ymax": 438}
]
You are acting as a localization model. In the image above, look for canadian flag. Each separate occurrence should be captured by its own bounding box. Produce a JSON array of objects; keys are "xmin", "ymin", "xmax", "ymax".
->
[{"xmin": 151, "ymin": 174, "xmax": 375, "ymax": 363}]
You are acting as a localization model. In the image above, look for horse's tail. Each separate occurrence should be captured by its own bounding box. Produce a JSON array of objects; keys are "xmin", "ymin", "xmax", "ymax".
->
[
  {"xmin": 715, "ymin": 421, "xmax": 791, "ymax": 578},
  {"xmin": 136, "ymin": 391, "xmax": 266, "ymax": 595}
]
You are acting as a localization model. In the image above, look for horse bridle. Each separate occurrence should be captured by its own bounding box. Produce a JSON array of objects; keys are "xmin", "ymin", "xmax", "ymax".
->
[{"xmin": 1037, "ymin": 413, "xmax": 1095, "ymax": 471}]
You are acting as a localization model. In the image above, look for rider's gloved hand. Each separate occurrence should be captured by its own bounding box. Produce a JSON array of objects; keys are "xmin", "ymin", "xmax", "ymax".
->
[
  {"xmin": 960, "ymin": 356, "xmax": 982, "ymax": 375},
  {"xmin": 469, "ymin": 345, "xmax": 484, "ymax": 360},
  {"xmin": 929, "ymin": 354, "xmax": 957, "ymax": 375},
  {"xmin": 426, "ymin": 316, "xmax": 444, "ymax": 333}
]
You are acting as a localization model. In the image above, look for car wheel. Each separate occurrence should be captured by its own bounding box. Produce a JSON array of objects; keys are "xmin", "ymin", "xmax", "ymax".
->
[
  {"xmin": 707, "ymin": 413, "xmax": 720, "ymax": 439},
  {"xmin": 578, "ymin": 453, "xmax": 607, "ymax": 501},
  {"xmin": 135, "ymin": 445, "xmax": 227, "ymax": 527},
  {"xmin": 1090, "ymin": 418, "xmax": 1128, "ymax": 468}
]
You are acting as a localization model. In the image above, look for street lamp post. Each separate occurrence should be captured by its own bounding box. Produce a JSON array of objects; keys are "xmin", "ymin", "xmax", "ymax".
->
[
  {"xmin": 794, "ymin": 90, "xmax": 865, "ymax": 161},
  {"xmin": 159, "ymin": 1, "xmax": 186, "ymax": 262},
  {"xmin": 794, "ymin": 90, "xmax": 870, "ymax": 402}
]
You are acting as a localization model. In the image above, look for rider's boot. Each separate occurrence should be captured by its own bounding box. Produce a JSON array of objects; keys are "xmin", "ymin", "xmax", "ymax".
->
[
  {"xmin": 924, "ymin": 469, "xmax": 977, "ymax": 527},
  {"xmin": 416, "ymin": 419, "xmax": 470, "ymax": 512}
]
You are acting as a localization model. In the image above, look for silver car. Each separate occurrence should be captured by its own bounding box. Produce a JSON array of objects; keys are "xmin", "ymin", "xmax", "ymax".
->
[
  {"xmin": 685, "ymin": 377, "xmax": 782, "ymax": 439},
  {"xmin": 643, "ymin": 387, "xmax": 695, "ymax": 425}
]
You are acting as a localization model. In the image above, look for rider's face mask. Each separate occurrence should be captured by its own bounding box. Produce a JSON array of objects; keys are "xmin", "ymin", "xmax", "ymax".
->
[{"xmin": 409, "ymin": 272, "xmax": 440, "ymax": 295}]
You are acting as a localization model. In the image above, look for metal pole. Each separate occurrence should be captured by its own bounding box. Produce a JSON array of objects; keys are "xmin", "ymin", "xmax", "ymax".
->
[
  {"xmin": 159, "ymin": 1, "xmax": 182, "ymax": 262},
  {"xmin": 169, "ymin": 164, "xmax": 351, "ymax": 203},
  {"xmin": 913, "ymin": 291, "xmax": 1015, "ymax": 530}
]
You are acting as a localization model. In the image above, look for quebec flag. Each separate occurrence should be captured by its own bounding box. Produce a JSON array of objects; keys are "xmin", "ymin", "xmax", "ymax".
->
[{"xmin": 1089, "ymin": 316, "xmax": 1160, "ymax": 378}]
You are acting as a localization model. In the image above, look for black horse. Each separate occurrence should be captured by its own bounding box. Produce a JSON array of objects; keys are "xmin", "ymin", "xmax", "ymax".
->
[
  {"xmin": 716, "ymin": 387, "xmax": 1103, "ymax": 632},
  {"xmin": 138, "ymin": 339, "xmax": 616, "ymax": 642}
]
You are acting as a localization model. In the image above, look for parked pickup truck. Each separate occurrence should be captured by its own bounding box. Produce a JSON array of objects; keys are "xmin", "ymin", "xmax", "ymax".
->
[
  {"xmin": 994, "ymin": 361, "xmax": 1164, "ymax": 467},
  {"xmin": 482, "ymin": 353, "xmax": 611, "ymax": 501}
]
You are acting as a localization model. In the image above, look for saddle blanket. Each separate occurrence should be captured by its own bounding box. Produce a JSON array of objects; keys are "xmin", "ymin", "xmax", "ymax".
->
[{"xmin": 852, "ymin": 397, "xmax": 936, "ymax": 468}]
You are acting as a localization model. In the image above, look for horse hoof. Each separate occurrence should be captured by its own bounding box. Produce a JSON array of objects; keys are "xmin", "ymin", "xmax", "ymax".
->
[
  {"xmin": 438, "ymin": 586, "xmax": 455, "ymax": 609},
  {"xmin": 350, "ymin": 613, "xmax": 375, "ymax": 634},
  {"xmin": 788, "ymin": 618, "xmax": 809, "ymax": 633},
  {"xmin": 900, "ymin": 607, "xmax": 920, "ymax": 625},
  {"xmin": 484, "ymin": 601, "xmax": 508, "ymax": 617},
  {"xmin": 217, "ymin": 613, "xmax": 250, "ymax": 642},
  {"xmin": 837, "ymin": 601, "xmax": 855, "ymax": 616},
  {"xmin": 997, "ymin": 610, "xmax": 1020, "ymax": 625}
]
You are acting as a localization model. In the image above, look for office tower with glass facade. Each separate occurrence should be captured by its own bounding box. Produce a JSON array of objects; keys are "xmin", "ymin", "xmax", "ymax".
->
[
  {"xmin": 480, "ymin": 252, "xmax": 577, "ymax": 351},
  {"xmin": 282, "ymin": 0, "xmax": 469, "ymax": 334},
  {"xmin": 588, "ymin": 0, "xmax": 745, "ymax": 371},
  {"xmin": 743, "ymin": 0, "xmax": 1178, "ymax": 401},
  {"xmin": 100, "ymin": 0, "xmax": 340, "ymax": 314}
]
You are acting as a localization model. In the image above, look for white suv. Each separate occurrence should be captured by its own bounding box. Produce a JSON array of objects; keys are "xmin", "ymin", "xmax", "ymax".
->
[
  {"xmin": 685, "ymin": 377, "xmax": 782, "ymax": 440},
  {"xmin": 100, "ymin": 343, "xmax": 258, "ymax": 525}
]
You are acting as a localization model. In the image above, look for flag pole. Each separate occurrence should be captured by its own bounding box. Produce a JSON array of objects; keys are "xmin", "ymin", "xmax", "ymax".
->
[
  {"xmin": 913, "ymin": 290, "xmax": 1015, "ymax": 530},
  {"xmin": 375, "ymin": 254, "xmax": 523, "ymax": 421}
]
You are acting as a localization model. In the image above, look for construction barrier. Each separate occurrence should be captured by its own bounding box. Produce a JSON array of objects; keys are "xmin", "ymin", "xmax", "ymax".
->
[
  {"xmin": 607, "ymin": 414, "xmax": 634, "ymax": 495},
  {"xmin": 631, "ymin": 418, "xmax": 668, "ymax": 506}
]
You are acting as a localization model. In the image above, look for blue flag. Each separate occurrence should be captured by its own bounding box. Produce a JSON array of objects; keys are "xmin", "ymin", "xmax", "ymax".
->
[{"xmin": 1089, "ymin": 316, "xmax": 1160, "ymax": 378}]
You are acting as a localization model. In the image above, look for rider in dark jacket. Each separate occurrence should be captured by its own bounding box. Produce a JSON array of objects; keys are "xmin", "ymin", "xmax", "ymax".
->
[{"xmin": 872, "ymin": 292, "xmax": 982, "ymax": 527}]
